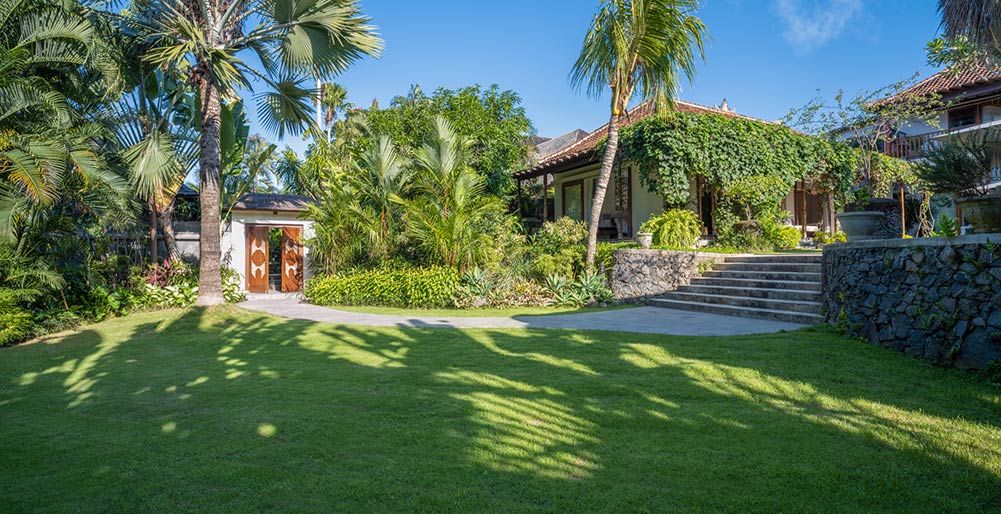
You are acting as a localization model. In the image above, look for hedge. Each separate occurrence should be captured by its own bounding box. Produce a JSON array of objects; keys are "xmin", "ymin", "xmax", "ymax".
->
[{"xmin": 305, "ymin": 266, "xmax": 460, "ymax": 308}]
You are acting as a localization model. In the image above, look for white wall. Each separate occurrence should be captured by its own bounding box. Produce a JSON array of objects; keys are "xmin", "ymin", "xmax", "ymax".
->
[{"xmin": 221, "ymin": 210, "xmax": 315, "ymax": 291}]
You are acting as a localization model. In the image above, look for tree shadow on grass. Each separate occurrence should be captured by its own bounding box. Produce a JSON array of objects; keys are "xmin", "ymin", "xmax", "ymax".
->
[{"xmin": 1, "ymin": 306, "xmax": 999, "ymax": 513}]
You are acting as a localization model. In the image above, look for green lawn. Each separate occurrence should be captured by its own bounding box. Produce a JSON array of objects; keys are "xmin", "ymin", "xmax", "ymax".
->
[{"xmin": 2, "ymin": 307, "xmax": 999, "ymax": 513}]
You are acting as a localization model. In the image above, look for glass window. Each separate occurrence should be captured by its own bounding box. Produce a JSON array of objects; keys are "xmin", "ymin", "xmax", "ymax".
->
[
  {"xmin": 563, "ymin": 182, "xmax": 583, "ymax": 221},
  {"xmin": 949, "ymin": 106, "xmax": 977, "ymax": 129}
]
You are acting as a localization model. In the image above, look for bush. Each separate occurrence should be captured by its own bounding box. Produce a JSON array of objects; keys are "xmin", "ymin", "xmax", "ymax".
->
[
  {"xmin": 305, "ymin": 266, "xmax": 460, "ymax": 308},
  {"xmin": 595, "ymin": 242, "xmax": 636, "ymax": 274},
  {"xmin": 931, "ymin": 213, "xmax": 959, "ymax": 238},
  {"xmin": 0, "ymin": 302, "xmax": 36, "ymax": 346},
  {"xmin": 813, "ymin": 231, "xmax": 847, "ymax": 245},
  {"xmin": 533, "ymin": 217, "xmax": 587, "ymax": 253},
  {"xmin": 130, "ymin": 264, "xmax": 245, "ymax": 309},
  {"xmin": 638, "ymin": 209, "xmax": 701, "ymax": 249},
  {"xmin": 762, "ymin": 221, "xmax": 802, "ymax": 250}
]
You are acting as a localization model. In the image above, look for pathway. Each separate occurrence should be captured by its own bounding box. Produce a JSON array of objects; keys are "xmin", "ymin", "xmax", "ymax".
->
[{"xmin": 239, "ymin": 296, "xmax": 806, "ymax": 336}]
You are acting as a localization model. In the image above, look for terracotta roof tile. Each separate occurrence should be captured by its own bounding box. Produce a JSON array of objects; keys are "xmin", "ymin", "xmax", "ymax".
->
[{"xmin": 891, "ymin": 64, "xmax": 1001, "ymax": 99}]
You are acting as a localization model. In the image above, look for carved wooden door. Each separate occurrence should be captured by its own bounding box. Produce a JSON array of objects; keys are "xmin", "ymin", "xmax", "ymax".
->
[
  {"xmin": 281, "ymin": 226, "xmax": 303, "ymax": 292},
  {"xmin": 246, "ymin": 226, "xmax": 269, "ymax": 293}
]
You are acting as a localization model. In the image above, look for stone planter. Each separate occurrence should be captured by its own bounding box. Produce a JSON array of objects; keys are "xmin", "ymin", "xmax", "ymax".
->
[
  {"xmin": 836, "ymin": 211, "xmax": 885, "ymax": 242},
  {"xmin": 636, "ymin": 232, "xmax": 653, "ymax": 249},
  {"xmin": 957, "ymin": 195, "xmax": 1001, "ymax": 234}
]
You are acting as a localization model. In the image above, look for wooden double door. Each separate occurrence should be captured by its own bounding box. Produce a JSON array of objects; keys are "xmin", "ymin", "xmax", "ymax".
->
[{"xmin": 246, "ymin": 226, "xmax": 303, "ymax": 293}]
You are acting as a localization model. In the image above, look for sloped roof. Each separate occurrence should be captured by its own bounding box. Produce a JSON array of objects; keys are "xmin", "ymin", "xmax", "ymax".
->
[
  {"xmin": 514, "ymin": 99, "xmax": 772, "ymax": 178},
  {"xmin": 535, "ymin": 129, "xmax": 589, "ymax": 159},
  {"xmin": 229, "ymin": 193, "xmax": 314, "ymax": 212},
  {"xmin": 888, "ymin": 64, "xmax": 1001, "ymax": 100}
]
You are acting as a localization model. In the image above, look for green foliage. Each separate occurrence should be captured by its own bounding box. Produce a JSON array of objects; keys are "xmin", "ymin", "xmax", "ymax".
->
[
  {"xmin": 726, "ymin": 175, "xmax": 789, "ymax": 221},
  {"xmin": 532, "ymin": 217, "xmax": 588, "ymax": 253},
  {"xmin": 813, "ymin": 231, "xmax": 847, "ymax": 245},
  {"xmin": 0, "ymin": 301, "xmax": 35, "ymax": 346},
  {"xmin": 542, "ymin": 269, "xmax": 613, "ymax": 307},
  {"xmin": 131, "ymin": 265, "xmax": 244, "ymax": 309},
  {"xmin": 617, "ymin": 112, "xmax": 840, "ymax": 206},
  {"xmin": 530, "ymin": 217, "xmax": 588, "ymax": 278},
  {"xmin": 932, "ymin": 213, "xmax": 959, "ymax": 238},
  {"xmin": 717, "ymin": 218, "xmax": 801, "ymax": 252},
  {"xmin": 595, "ymin": 242, "xmax": 636, "ymax": 273},
  {"xmin": 638, "ymin": 209, "xmax": 701, "ymax": 248},
  {"xmin": 364, "ymin": 84, "xmax": 533, "ymax": 197},
  {"xmin": 305, "ymin": 267, "xmax": 460, "ymax": 309},
  {"xmin": 917, "ymin": 135, "xmax": 997, "ymax": 197},
  {"xmin": 766, "ymin": 223, "xmax": 804, "ymax": 250}
]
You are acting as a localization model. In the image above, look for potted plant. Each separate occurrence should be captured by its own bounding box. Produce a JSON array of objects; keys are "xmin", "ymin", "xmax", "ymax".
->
[
  {"xmin": 917, "ymin": 134, "xmax": 1001, "ymax": 234},
  {"xmin": 836, "ymin": 186, "xmax": 885, "ymax": 241},
  {"xmin": 636, "ymin": 231, "xmax": 653, "ymax": 249}
]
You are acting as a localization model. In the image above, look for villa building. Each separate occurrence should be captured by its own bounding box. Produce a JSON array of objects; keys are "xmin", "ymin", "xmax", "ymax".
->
[{"xmin": 514, "ymin": 100, "xmax": 827, "ymax": 239}]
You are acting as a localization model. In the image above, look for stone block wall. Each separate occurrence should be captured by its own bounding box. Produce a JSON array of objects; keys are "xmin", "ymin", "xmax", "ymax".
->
[
  {"xmin": 611, "ymin": 249, "xmax": 719, "ymax": 300},
  {"xmin": 823, "ymin": 235, "xmax": 1001, "ymax": 369}
]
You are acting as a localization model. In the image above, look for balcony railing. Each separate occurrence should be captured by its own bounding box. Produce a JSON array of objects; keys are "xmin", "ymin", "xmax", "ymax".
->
[{"xmin": 883, "ymin": 132, "xmax": 943, "ymax": 160}]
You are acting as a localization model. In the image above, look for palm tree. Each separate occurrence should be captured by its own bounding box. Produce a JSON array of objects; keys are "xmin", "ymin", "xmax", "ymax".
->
[
  {"xmin": 349, "ymin": 135, "xmax": 409, "ymax": 260},
  {"xmin": 570, "ymin": 0, "xmax": 706, "ymax": 266},
  {"xmin": 396, "ymin": 117, "xmax": 504, "ymax": 270},
  {"xmin": 0, "ymin": 0, "xmax": 130, "ymax": 240},
  {"xmin": 939, "ymin": 1, "xmax": 1001, "ymax": 56},
  {"xmin": 135, "ymin": 0, "xmax": 382, "ymax": 305}
]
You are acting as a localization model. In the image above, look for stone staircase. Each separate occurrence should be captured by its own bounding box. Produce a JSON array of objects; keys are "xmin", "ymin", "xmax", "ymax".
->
[{"xmin": 649, "ymin": 254, "xmax": 823, "ymax": 324}]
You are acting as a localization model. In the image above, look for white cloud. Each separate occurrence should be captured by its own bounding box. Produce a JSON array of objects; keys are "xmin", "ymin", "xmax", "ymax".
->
[{"xmin": 775, "ymin": 0, "xmax": 864, "ymax": 52}]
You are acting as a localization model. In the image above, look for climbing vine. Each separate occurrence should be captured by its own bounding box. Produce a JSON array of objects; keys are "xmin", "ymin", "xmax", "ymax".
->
[{"xmin": 610, "ymin": 111, "xmax": 914, "ymax": 235}]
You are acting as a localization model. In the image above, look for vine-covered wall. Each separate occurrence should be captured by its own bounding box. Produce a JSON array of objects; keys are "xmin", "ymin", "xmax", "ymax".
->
[{"xmin": 611, "ymin": 112, "xmax": 914, "ymax": 236}]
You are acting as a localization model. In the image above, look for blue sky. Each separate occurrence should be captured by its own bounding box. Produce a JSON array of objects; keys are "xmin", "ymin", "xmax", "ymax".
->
[{"xmin": 252, "ymin": 0, "xmax": 944, "ymax": 153}]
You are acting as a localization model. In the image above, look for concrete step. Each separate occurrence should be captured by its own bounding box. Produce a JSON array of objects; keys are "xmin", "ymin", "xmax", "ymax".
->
[
  {"xmin": 724, "ymin": 254, "xmax": 822, "ymax": 264},
  {"xmin": 661, "ymin": 291, "xmax": 821, "ymax": 314},
  {"xmin": 701, "ymin": 269, "xmax": 822, "ymax": 282},
  {"xmin": 689, "ymin": 277, "xmax": 822, "ymax": 291},
  {"xmin": 649, "ymin": 298, "xmax": 823, "ymax": 325},
  {"xmin": 714, "ymin": 262, "xmax": 822, "ymax": 273},
  {"xmin": 682, "ymin": 284, "xmax": 821, "ymax": 302}
]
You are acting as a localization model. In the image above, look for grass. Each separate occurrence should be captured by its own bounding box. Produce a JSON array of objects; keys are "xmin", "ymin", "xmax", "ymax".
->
[
  {"xmin": 328, "ymin": 304, "xmax": 631, "ymax": 318},
  {"xmin": 1, "ymin": 307, "xmax": 999, "ymax": 513}
]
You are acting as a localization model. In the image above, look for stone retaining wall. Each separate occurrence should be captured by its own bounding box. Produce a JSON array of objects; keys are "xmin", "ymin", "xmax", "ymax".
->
[
  {"xmin": 822, "ymin": 235, "xmax": 1001, "ymax": 369},
  {"xmin": 611, "ymin": 249, "xmax": 719, "ymax": 300}
]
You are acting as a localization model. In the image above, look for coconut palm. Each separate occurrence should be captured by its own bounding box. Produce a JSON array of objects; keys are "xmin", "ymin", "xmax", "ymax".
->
[
  {"xmin": 939, "ymin": 0, "xmax": 1001, "ymax": 56},
  {"xmin": 570, "ymin": 0, "xmax": 706, "ymax": 266},
  {"xmin": 135, "ymin": 0, "xmax": 382, "ymax": 305}
]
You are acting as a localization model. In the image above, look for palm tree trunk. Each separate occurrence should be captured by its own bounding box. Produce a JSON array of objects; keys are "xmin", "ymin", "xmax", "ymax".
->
[
  {"xmin": 148, "ymin": 199, "xmax": 159, "ymax": 262},
  {"xmin": 195, "ymin": 75, "xmax": 225, "ymax": 306},
  {"xmin": 158, "ymin": 197, "xmax": 182, "ymax": 262},
  {"xmin": 585, "ymin": 114, "xmax": 620, "ymax": 267}
]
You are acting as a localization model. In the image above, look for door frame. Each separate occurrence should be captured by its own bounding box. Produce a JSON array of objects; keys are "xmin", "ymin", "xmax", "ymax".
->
[{"xmin": 245, "ymin": 223, "xmax": 306, "ymax": 293}]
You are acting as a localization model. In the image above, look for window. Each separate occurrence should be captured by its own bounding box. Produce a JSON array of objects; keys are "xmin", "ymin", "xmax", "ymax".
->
[
  {"xmin": 562, "ymin": 181, "xmax": 584, "ymax": 221},
  {"xmin": 948, "ymin": 106, "xmax": 977, "ymax": 129}
]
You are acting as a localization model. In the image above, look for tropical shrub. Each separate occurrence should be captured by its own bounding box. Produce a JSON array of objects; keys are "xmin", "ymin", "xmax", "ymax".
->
[
  {"xmin": 932, "ymin": 213, "xmax": 959, "ymax": 237},
  {"xmin": 305, "ymin": 267, "xmax": 460, "ymax": 308},
  {"xmin": 762, "ymin": 221, "xmax": 803, "ymax": 250},
  {"xmin": 0, "ymin": 302, "xmax": 35, "ymax": 346},
  {"xmin": 813, "ymin": 231, "xmax": 847, "ymax": 245},
  {"xmin": 533, "ymin": 217, "xmax": 588, "ymax": 253},
  {"xmin": 638, "ymin": 209, "xmax": 701, "ymax": 248}
]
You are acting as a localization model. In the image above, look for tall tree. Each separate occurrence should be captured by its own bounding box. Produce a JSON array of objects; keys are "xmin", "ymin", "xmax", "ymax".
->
[
  {"xmin": 570, "ymin": 0, "xmax": 705, "ymax": 266},
  {"xmin": 939, "ymin": 1, "xmax": 1001, "ymax": 57},
  {"xmin": 136, "ymin": 0, "xmax": 382, "ymax": 305}
]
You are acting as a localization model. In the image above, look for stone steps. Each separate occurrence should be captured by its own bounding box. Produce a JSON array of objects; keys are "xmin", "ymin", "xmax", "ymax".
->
[
  {"xmin": 688, "ymin": 276, "xmax": 822, "ymax": 291},
  {"xmin": 701, "ymin": 269, "xmax": 822, "ymax": 282},
  {"xmin": 682, "ymin": 284, "xmax": 821, "ymax": 302},
  {"xmin": 649, "ymin": 298, "xmax": 824, "ymax": 325},
  {"xmin": 651, "ymin": 253, "xmax": 824, "ymax": 325},
  {"xmin": 714, "ymin": 262, "xmax": 822, "ymax": 273}
]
